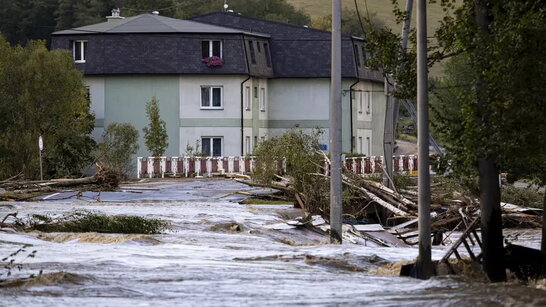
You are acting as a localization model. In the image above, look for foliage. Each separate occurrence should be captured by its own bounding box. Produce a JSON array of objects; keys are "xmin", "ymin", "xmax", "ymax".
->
[
  {"xmin": 253, "ymin": 129, "xmax": 330, "ymax": 216},
  {"xmin": 95, "ymin": 123, "xmax": 139, "ymax": 177},
  {"xmin": 143, "ymin": 96, "xmax": 168, "ymax": 157},
  {"xmin": 185, "ymin": 140, "xmax": 204, "ymax": 157},
  {"xmin": 29, "ymin": 210, "xmax": 170, "ymax": 234},
  {"xmin": 501, "ymin": 186, "xmax": 543, "ymax": 209},
  {"xmin": 393, "ymin": 173, "xmax": 414, "ymax": 190},
  {"xmin": 0, "ymin": 36, "xmax": 95, "ymax": 180},
  {"xmin": 429, "ymin": 1, "xmax": 546, "ymax": 185}
]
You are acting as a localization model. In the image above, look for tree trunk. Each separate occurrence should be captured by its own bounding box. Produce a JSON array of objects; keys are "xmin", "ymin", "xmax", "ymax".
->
[
  {"xmin": 542, "ymin": 190, "xmax": 546, "ymax": 253},
  {"xmin": 474, "ymin": 0, "xmax": 506, "ymax": 282},
  {"xmin": 479, "ymin": 159, "xmax": 506, "ymax": 282}
]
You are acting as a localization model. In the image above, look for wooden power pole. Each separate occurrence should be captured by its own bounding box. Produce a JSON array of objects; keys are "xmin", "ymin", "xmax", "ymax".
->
[{"xmin": 415, "ymin": 0, "xmax": 433, "ymax": 279}]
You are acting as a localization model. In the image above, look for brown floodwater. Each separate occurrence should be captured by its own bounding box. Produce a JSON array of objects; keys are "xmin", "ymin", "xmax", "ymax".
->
[{"xmin": 0, "ymin": 179, "xmax": 544, "ymax": 306}]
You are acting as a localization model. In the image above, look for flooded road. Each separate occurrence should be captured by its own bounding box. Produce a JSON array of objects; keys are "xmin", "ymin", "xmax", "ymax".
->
[{"xmin": 0, "ymin": 179, "xmax": 544, "ymax": 306}]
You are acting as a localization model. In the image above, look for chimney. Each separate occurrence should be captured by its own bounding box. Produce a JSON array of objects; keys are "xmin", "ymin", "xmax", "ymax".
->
[{"xmin": 106, "ymin": 8, "xmax": 125, "ymax": 22}]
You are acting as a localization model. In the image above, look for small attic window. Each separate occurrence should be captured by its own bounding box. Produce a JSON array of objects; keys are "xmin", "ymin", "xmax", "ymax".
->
[
  {"xmin": 72, "ymin": 40, "xmax": 87, "ymax": 63},
  {"xmin": 202, "ymin": 40, "xmax": 222, "ymax": 58}
]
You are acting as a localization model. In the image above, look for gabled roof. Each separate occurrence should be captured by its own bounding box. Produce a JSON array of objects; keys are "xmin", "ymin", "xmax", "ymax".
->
[{"xmin": 53, "ymin": 13, "xmax": 269, "ymax": 37}]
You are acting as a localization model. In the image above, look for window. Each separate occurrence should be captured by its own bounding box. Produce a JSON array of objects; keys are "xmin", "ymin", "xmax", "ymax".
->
[
  {"xmin": 254, "ymin": 136, "xmax": 258, "ymax": 148},
  {"xmin": 366, "ymin": 137, "xmax": 371, "ymax": 156},
  {"xmin": 260, "ymin": 88, "xmax": 266, "ymax": 112},
  {"xmin": 264, "ymin": 43, "xmax": 271, "ymax": 67},
  {"xmin": 253, "ymin": 86, "xmax": 258, "ymax": 98},
  {"xmin": 202, "ymin": 40, "xmax": 222, "ymax": 58},
  {"xmin": 201, "ymin": 86, "xmax": 223, "ymax": 109},
  {"xmin": 72, "ymin": 40, "xmax": 87, "ymax": 63},
  {"xmin": 353, "ymin": 44, "xmax": 361, "ymax": 67},
  {"xmin": 245, "ymin": 136, "xmax": 251, "ymax": 154},
  {"xmin": 257, "ymin": 42, "xmax": 261, "ymax": 53},
  {"xmin": 245, "ymin": 86, "xmax": 251, "ymax": 110},
  {"xmin": 248, "ymin": 40, "xmax": 256, "ymax": 64},
  {"xmin": 201, "ymin": 137, "xmax": 222, "ymax": 156}
]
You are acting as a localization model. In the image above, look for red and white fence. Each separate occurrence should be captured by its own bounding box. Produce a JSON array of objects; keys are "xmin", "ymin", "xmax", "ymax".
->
[{"xmin": 136, "ymin": 155, "xmax": 418, "ymax": 179}]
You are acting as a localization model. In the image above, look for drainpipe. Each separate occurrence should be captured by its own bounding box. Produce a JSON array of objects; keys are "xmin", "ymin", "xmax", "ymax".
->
[
  {"xmin": 240, "ymin": 34, "xmax": 251, "ymax": 155},
  {"xmin": 349, "ymin": 37, "xmax": 361, "ymax": 154},
  {"xmin": 349, "ymin": 79, "xmax": 359, "ymax": 153}
]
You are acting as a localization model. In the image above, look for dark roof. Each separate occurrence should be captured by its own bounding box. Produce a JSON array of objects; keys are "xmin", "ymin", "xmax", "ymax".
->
[
  {"xmin": 53, "ymin": 13, "xmax": 269, "ymax": 37},
  {"xmin": 189, "ymin": 12, "xmax": 381, "ymax": 80}
]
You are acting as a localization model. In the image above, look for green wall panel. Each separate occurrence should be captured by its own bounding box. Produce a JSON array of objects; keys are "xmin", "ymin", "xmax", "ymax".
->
[{"xmin": 104, "ymin": 75, "xmax": 179, "ymax": 157}]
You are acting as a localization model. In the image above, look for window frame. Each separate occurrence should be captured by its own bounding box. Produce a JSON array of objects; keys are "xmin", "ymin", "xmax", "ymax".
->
[
  {"xmin": 202, "ymin": 40, "xmax": 223, "ymax": 58},
  {"xmin": 201, "ymin": 136, "xmax": 223, "ymax": 157},
  {"xmin": 72, "ymin": 40, "xmax": 87, "ymax": 63},
  {"xmin": 200, "ymin": 86, "xmax": 224, "ymax": 109}
]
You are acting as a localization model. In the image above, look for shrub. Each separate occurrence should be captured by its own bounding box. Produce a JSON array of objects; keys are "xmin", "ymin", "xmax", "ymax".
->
[
  {"xmin": 30, "ymin": 210, "xmax": 170, "ymax": 234},
  {"xmin": 95, "ymin": 123, "xmax": 139, "ymax": 178}
]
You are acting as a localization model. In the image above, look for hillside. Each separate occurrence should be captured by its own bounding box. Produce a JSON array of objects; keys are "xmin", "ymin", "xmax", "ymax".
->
[
  {"xmin": 287, "ymin": 0, "xmax": 452, "ymax": 76},
  {"xmin": 287, "ymin": 0, "xmax": 450, "ymax": 35}
]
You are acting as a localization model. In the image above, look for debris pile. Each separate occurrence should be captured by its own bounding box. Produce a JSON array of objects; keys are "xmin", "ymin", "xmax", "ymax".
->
[{"xmin": 237, "ymin": 151, "xmax": 543, "ymax": 246}]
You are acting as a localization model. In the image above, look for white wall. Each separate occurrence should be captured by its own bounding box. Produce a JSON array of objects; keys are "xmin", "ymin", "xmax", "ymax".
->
[
  {"xmin": 179, "ymin": 75, "xmax": 245, "ymax": 119},
  {"xmin": 268, "ymin": 79, "xmax": 330, "ymax": 120}
]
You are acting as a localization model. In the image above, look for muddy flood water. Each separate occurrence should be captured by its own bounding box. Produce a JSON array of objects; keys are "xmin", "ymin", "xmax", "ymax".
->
[{"xmin": 1, "ymin": 179, "xmax": 545, "ymax": 306}]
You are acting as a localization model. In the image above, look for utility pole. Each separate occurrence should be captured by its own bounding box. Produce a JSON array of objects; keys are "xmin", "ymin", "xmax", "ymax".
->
[
  {"xmin": 415, "ymin": 0, "xmax": 433, "ymax": 279},
  {"xmin": 330, "ymin": 0, "xmax": 343, "ymax": 243}
]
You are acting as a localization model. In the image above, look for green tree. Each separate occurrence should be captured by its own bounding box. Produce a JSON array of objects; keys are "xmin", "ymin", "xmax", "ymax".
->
[
  {"xmin": 143, "ymin": 96, "xmax": 168, "ymax": 157},
  {"xmin": 95, "ymin": 123, "xmax": 139, "ymax": 177},
  {"xmin": 0, "ymin": 36, "xmax": 95, "ymax": 179},
  {"xmin": 364, "ymin": 0, "xmax": 546, "ymax": 281}
]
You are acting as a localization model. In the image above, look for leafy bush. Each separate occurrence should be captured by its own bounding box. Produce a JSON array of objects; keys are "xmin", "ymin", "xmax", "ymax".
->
[
  {"xmin": 30, "ymin": 210, "xmax": 170, "ymax": 234},
  {"xmin": 95, "ymin": 123, "xmax": 139, "ymax": 178}
]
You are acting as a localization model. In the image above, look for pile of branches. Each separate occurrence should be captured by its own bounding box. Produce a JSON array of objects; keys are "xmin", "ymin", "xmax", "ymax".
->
[{"xmin": 243, "ymin": 144, "xmax": 542, "ymax": 236}]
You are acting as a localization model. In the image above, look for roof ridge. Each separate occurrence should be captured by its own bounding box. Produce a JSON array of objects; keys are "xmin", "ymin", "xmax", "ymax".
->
[
  {"xmin": 189, "ymin": 11, "xmax": 329, "ymax": 34},
  {"xmin": 75, "ymin": 14, "xmax": 139, "ymax": 33},
  {"xmin": 189, "ymin": 11, "xmax": 362, "ymax": 39},
  {"xmin": 147, "ymin": 14, "xmax": 181, "ymax": 32}
]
